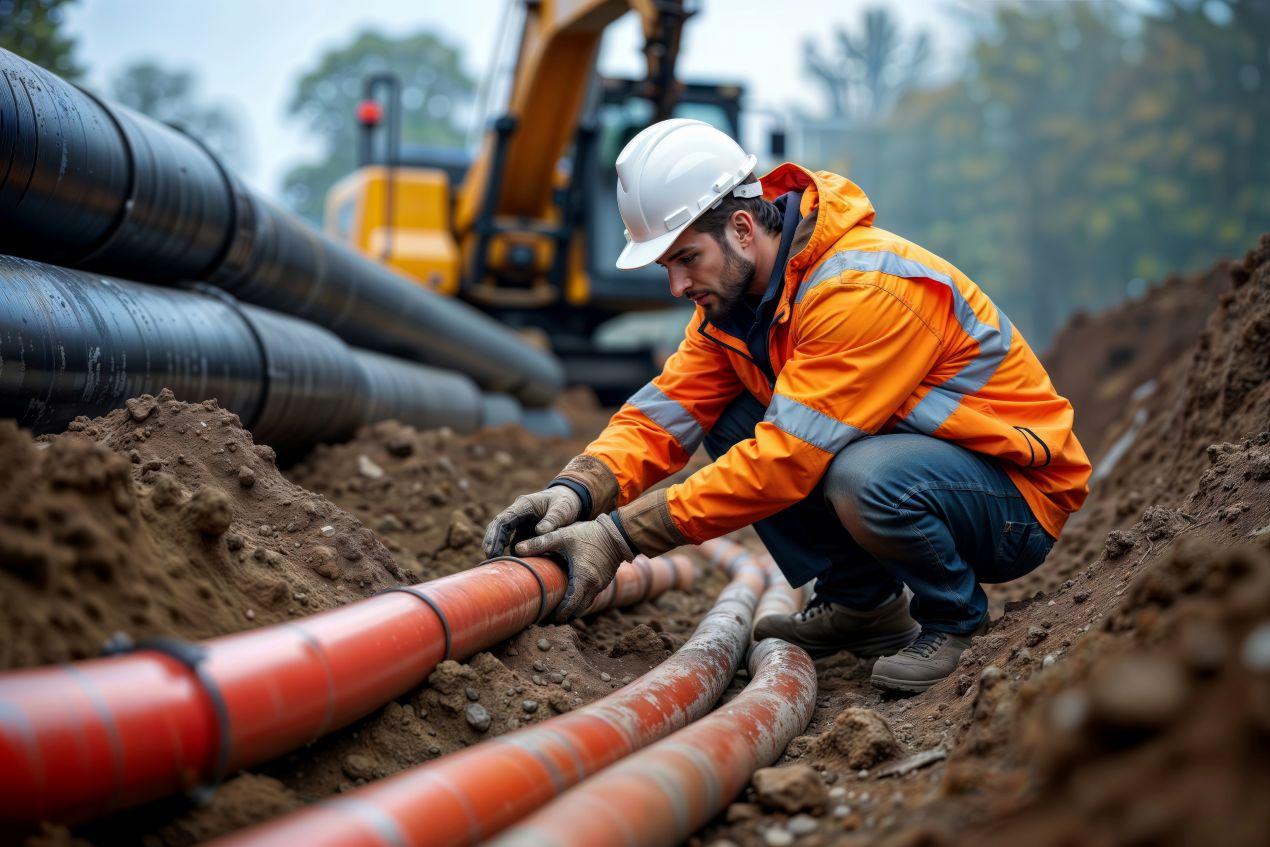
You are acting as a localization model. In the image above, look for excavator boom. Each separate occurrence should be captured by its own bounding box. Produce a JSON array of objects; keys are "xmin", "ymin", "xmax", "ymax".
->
[{"xmin": 455, "ymin": 0, "xmax": 692, "ymax": 234}]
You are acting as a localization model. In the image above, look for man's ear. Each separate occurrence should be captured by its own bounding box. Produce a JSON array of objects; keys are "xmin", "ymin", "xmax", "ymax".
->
[{"xmin": 730, "ymin": 209, "xmax": 756, "ymax": 249}]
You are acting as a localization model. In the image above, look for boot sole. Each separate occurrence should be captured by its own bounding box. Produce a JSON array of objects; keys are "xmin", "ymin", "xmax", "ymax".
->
[
  {"xmin": 870, "ymin": 673, "xmax": 942, "ymax": 694},
  {"xmin": 768, "ymin": 622, "xmax": 921, "ymax": 660}
]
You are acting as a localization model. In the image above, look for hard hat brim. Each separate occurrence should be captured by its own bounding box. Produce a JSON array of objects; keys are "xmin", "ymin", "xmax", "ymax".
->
[{"xmin": 615, "ymin": 226, "xmax": 683, "ymax": 271}]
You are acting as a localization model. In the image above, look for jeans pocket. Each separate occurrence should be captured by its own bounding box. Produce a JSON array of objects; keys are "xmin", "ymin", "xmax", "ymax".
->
[{"xmin": 989, "ymin": 520, "xmax": 1054, "ymax": 583}]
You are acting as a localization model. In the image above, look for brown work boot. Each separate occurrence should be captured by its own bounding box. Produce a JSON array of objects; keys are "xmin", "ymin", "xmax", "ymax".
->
[
  {"xmin": 870, "ymin": 619, "xmax": 988, "ymax": 694},
  {"xmin": 753, "ymin": 591, "xmax": 920, "ymax": 658}
]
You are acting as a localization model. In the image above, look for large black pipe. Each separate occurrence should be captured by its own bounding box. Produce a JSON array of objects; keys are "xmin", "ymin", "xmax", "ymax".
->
[
  {"xmin": 0, "ymin": 48, "xmax": 563, "ymax": 407},
  {"xmin": 0, "ymin": 254, "xmax": 529, "ymax": 449}
]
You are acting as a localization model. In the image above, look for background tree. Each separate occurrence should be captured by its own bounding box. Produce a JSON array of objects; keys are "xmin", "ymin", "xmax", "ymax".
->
[
  {"xmin": 0, "ymin": 0, "xmax": 82, "ymax": 80},
  {"xmin": 282, "ymin": 29, "xmax": 476, "ymax": 223},
  {"xmin": 110, "ymin": 61, "xmax": 249, "ymax": 172},
  {"xmin": 803, "ymin": 6, "xmax": 929, "ymax": 122}
]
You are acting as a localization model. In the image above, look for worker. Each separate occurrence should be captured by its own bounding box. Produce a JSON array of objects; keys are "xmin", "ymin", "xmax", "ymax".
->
[{"xmin": 484, "ymin": 119, "xmax": 1091, "ymax": 694}]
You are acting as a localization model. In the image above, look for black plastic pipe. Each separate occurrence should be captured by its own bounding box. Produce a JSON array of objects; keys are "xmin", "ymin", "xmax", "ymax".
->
[
  {"xmin": 0, "ymin": 48, "xmax": 563, "ymax": 407},
  {"xmin": 0, "ymin": 254, "xmax": 522, "ymax": 449}
]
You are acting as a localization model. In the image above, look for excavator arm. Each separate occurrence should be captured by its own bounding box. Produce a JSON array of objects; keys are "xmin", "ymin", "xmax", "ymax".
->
[{"xmin": 455, "ymin": 0, "xmax": 692, "ymax": 237}]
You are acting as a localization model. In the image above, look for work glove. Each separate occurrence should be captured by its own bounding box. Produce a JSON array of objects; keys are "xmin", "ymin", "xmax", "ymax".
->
[
  {"xmin": 514, "ymin": 514, "xmax": 634, "ymax": 621},
  {"xmin": 483, "ymin": 485, "xmax": 583, "ymax": 559}
]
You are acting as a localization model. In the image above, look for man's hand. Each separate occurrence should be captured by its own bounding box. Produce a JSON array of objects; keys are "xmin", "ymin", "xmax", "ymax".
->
[
  {"xmin": 514, "ymin": 515, "xmax": 633, "ymax": 621},
  {"xmin": 482, "ymin": 486, "xmax": 583, "ymax": 559}
]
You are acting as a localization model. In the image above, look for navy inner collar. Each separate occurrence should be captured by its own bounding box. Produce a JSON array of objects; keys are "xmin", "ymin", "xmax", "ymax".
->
[{"xmin": 707, "ymin": 190, "xmax": 804, "ymax": 381}]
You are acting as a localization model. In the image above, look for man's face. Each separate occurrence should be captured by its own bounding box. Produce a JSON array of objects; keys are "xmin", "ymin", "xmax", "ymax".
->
[{"xmin": 656, "ymin": 226, "xmax": 756, "ymax": 323}]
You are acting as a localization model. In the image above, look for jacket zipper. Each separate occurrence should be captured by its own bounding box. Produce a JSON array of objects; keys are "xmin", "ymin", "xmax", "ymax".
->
[{"xmin": 696, "ymin": 319, "xmax": 777, "ymax": 388}]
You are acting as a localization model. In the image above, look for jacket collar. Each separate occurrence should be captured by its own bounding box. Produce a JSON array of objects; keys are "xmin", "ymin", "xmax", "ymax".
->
[{"xmin": 758, "ymin": 164, "xmax": 877, "ymax": 310}]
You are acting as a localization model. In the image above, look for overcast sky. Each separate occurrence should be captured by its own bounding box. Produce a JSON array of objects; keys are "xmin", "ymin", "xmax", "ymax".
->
[{"xmin": 63, "ymin": 0, "xmax": 979, "ymax": 200}]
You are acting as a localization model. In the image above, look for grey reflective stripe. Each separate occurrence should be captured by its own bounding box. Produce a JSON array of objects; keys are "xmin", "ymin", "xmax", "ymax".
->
[
  {"xmin": 795, "ymin": 249, "xmax": 1014, "ymax": 435},
  {"xmin": 765, "ymin": 394, "xmax": 863, "ymax": 453},
  {"xmin": 794, "ymin": 249, "xmax": 957, "ymax": 304},
  {"xmin": 628, "ymin": 381, "xmax": 705, "ymax": 454}
]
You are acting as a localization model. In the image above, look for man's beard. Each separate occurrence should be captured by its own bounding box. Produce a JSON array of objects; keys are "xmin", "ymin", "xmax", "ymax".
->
[{"xmin": 704, "ymin": 240, "xmax": 756, "ymax": 324}]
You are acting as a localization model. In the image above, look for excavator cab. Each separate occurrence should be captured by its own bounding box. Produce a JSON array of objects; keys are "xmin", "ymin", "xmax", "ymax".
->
[{"xmin": 581, "ymin": 76, "xmax": 743, "ymax": 307}]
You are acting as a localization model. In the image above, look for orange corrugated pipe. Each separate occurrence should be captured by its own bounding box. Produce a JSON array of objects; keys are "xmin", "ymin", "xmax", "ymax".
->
[
  {"xmin": 490, "ymin": 637, "xmax": 817, "ymax": 846},
  {"xmin": 0, "ymin": 553, "xmax": 692, "ymax": 824},
  {"xmin": 701, "ymin": 537, "xmax": 808, "ymax": 627},
  {"xmin": 210, "ymin": 557, "xmax": 768, "ymax": 847}
]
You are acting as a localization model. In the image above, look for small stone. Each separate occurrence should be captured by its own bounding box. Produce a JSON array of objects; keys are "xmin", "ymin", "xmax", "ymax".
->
[
  {"xmin": 762, "ymin": 828, "xmax": 794, "ymax": 847},
  {"xmin": 225, "ymin": 533, "xmax": 244, "ymax": 551},
  {"xmin": 320, "ymin": 525, "xmax": 336, "ymax": 537},
  {"xmin": 561, "ymin": 679, "xmax": 572, "ymax": 691},
  {"xmin": 1089, "ymin": 655, "xmax": 1189, "ymax": 732},
  {"xmin": 464, "ymin": 687, "xmax": 480, "ymax": 702},
  {"xmin": 126, "ymin": 395, "xmax": 157, "ymax": 421},
  {"xmin": 1025, "ymin": 626, "xmax": 1047, "ymax": 647},
  {"xmin": 751, "ymin": 764, "xmax": 828, "ymax": 813},
  {"xmin": 532, "ymin": 675, "xmax": 544, "ymax": 685},
  {"xmin": 828, "ymin": 786, "xmax": 848, "ymax": 800},
  {"xmin": 522, "ymin": 699, "xmax": 539, "ymax": 714},
  {"xmin": 357, "ymin": 455, "xmax": 385, "ymax": 479},
  {"xmin": 787, "ymin": 814, "xmax": 818, "ymax": 836},
  {"xmin": 184, "ymin": 486, "xmax": 233, "ymax": 536},
  {"xmin": 237, "ymin": 465, "xmax": 256, "ymax": 488},
  {"xmin": 955, "ymin": 674, "xmax": 972, "ymax": 696},
  {"xmin": 725, "ymin": 802, "xmax": 761, "ymax": 823},
  {"xmin": 832, "ymin": 804, "xmax": 852, "ymax": 818},
  {"xmin": 600, "ymin": 672, "xmax": 611, "ymax": 682},
  {"xmin": 810, "ymin": 708, "xmax": 900, "ymax": 770},
  {"xmin": 548, "ymin": 672, "xmax": 564, "ymax": 684},
  {"xmin": 1240, "ymin": 622, "xmax": 1270, "ymax": 672},
  {"xmin": 245, "ymin": 609, "xmax": 255, "ymax": 620},
  {"xmin": 465, "ymin": 703, "xmax": 491, "ymax": 732},
  {"xmin": 341, "ymin": 754, "xmax": 375, "ymax": 781},
  {"xmin": 857, "ymin": 769, "xmax": 869, "ymax": 778},
  {"xmin": 1104, "ymin": 530, "xmax": 1136, "ymax": 559},
  {"xmin": 537, "ymin": 638, "xmax": 551, "ymax": 652},
  {"xmin": 979, "ymin": 665, "xmax": 1005, "ymax": 686},
  {"xmin": 533, "ymin": 660, "xmax": 546, "ymax": 672},
  {"xmin": 428, "ymin": 745, "xmax": 441, "ymax": 755},
  {"xmin": 1042, "ymin": 653, "xmax": 1057, "ymax": 669},
  {"xmin": 1073, "ymin": 590, "xmax": 1090, "ymax": 603}
]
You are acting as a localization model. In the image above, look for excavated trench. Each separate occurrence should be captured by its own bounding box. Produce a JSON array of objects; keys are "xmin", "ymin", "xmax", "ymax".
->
[{"xmin": 4, "ymin": 235, "xmax": 1270, "ymax": 846}]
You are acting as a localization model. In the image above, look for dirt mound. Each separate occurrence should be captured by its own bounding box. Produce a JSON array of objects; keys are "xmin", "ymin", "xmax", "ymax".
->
[
  {"xmin": 1043, "ymin": 260, "xmax": 1230, "ymax": 460},
  {"xmin": 0, "ymin": 391, "xmax": 399, "ymax": 669},
  {"xmin": 286, "ymin": 419, "xmax": 581, "ymax": 580}
]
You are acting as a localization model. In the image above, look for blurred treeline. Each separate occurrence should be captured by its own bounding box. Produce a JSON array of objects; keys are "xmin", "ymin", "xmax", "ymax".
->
[{"xmin": 797, "ymin": 0, "xmax": 1269, "ymax": 344}]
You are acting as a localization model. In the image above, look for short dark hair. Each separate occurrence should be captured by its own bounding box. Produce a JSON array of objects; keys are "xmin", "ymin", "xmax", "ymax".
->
[{"xmin": 689, "ymin": 174, "xmax": 782, "ymax": 246}]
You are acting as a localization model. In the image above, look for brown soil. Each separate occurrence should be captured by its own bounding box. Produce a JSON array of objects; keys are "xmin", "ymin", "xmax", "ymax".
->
[
  {"xmin": 1043, "ymin": 261, "xmax": 1230, "ymax": 461},
  {"xmin": 6, "ymin": 235, "xmax": 1268, "ymax": 846},
  {"xmin": 0, "ymin": 391, "xmax": 400, "ymax": 670}
]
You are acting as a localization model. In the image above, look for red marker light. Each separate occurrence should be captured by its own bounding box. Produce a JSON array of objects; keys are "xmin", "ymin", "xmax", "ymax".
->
[{"xmin": 356, "ymin": 99, "xmax": 383, "ymax": 126}]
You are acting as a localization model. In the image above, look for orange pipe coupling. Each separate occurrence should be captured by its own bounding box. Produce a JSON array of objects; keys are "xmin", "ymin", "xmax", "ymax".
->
[
  {"xmin": 211, "ymin": 558, "xmax": 768, "ymax": 847},
  {"xmin": 0, "ymin": 553, "xmax": 692, "ymax": 824},
  {"xmin": 490, "ymin": 637, "xmax": 818, "ymax": 846}
]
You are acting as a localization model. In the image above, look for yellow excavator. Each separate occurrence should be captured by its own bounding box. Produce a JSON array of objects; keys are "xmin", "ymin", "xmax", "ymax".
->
[{"xmin": 324, "ymin": 0, "xmax": 765, "ymax": 401}]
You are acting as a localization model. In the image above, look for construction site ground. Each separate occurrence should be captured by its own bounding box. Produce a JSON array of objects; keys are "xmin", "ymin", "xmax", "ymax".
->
[{"xmin": 4, "ymin": 235, "xmax": 1269, "ymax": 847}]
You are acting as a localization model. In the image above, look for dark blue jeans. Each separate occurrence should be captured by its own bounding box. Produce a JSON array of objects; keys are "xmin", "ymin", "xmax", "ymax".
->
[{"xmin": 704, "ymin": 393, "xmax": 1054, "ymax": 635}]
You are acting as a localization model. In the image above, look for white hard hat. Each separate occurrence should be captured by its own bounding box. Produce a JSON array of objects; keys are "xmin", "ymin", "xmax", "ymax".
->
[{"xmin": 614, "ymin": 118, "xmax": 761, "ymax": 270}]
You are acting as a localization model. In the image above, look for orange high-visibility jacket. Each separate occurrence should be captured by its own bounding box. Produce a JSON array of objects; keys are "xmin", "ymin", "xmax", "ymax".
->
[{"xmin": 588, "ymin": 164, "xmax": 1090, "ymax": 552}]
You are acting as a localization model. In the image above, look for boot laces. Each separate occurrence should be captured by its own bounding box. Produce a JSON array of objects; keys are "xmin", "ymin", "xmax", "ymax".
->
[
  {"xmin": 902, "ymin": 630, "xmax": 949, "ymax": 659},
  {"xmin": 795, "ymin": 600, "xmax": 832, "ymax": 622}
]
